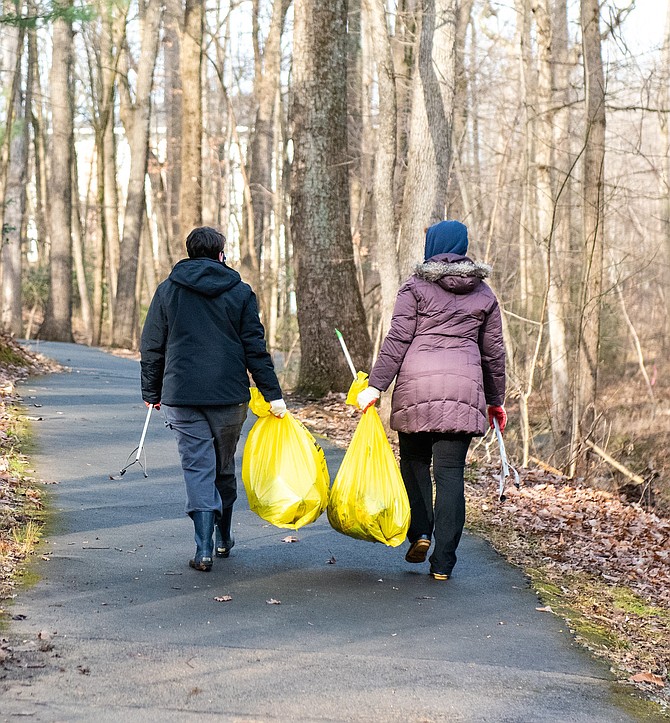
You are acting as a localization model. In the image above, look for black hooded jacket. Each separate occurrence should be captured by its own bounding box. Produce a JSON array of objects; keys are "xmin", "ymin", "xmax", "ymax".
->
[{"xmin": 140, "ymin": 258, "xmax": 282, "ymax": 406}]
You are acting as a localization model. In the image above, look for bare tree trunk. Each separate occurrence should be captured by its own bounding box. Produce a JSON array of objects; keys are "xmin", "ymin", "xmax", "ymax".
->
[
  {"xmin": 447, "ymin": 0, "xmax": 474, "ymax": 224},
  {"xmin": 241, "ymin": 0, "xmax": 289, "ymax": 313},
  {"xmin": 28, "ymin": 23, "xmax": 49, "ymax": 253},
  {"xmin": 92, "ymin": 147, "xmax": 105, "ymax": 345},
  {"xmin": 39, "ymin": 7, "xmax": 74, "ymax": 342},
  {"xmin": 112, "ymin": 0, "xmax": 162, "ymax": 348},
  {"xmin": 178, "ymin": 0, "xmax": 202, "ymax": 236},
  {"xmin": 397, "ymin": 0, "xmax": 457, "ymax": 278},
  {"xmin": 1, "ymin": 24, "xmax": 27, "ymax": 335},
  {"xmin": 71, "ymin": 139, "xmax": 93, "ymax": 343},
  {"xmin": 101, "ymin": 8, "xmax": 123, "ymax": 308},
  {"xmin": 165, "ymin": 0, "xmax": 183, "ymax": 258},
  {"xmin": 291, "ymin": 0, "xmax": 372, "ymax": 394},
  {"xmin": 391, "ymin": 0, "xmax": 416, "ymax": 218},
  {"xmin": 570, "ymin": 0, "xmax": 606, "ymax": 474},
  {"xmin": 515, "ymin": 0, "xmax": 535, "ymax": 314},
  {"xmin": 661, "ymin": 0, "xmax": 670, "ymax": 324},
  {"xmin": 535, "ymin": 0, "xmax": 571, "ymax": 464},
  {"xmin": 0, "ymin": 13, "xmax": 24, "ymax": 295},
  {"xmin": 365, "ymin": 0, "xmax": 400, "ymax": 329},
  {"xmin": 267, "ymin": 86, "xmax": 284, "ymax": 351}
]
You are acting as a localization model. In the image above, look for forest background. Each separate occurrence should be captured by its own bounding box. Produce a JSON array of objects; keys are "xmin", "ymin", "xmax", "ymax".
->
[{"xmin": 1, "ymin": 0, "xmax": 670, "ymax": 705}]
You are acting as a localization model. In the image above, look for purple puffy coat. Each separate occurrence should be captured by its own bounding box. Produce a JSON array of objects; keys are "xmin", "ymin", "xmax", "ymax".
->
[{"xmin": 369, "ymin": 253, "xmax": 505, "ymax": 436}]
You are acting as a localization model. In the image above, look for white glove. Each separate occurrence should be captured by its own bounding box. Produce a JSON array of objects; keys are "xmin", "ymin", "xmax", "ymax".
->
[
  {"xmin": 357, "ymin": 386, "xmax": 380, "ymax": 411},
  {"xmin": 269, "ymin": 398, "xmax": 287, "ymax": 418}
]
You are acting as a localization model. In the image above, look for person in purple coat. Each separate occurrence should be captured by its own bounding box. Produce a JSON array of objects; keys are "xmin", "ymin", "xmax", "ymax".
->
[{"xmin": 357, "ymin": 220, "xmax": 506, "ymax": 580}]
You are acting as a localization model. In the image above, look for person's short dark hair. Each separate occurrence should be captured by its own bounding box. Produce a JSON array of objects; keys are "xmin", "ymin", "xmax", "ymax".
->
[{"xmin": 186, "ymin": 226, "xmax": 225, "ymax": 260}]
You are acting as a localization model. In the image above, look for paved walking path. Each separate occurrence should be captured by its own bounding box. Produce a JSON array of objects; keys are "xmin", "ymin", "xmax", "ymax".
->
[{"xmin": 1, "ymin": 342, "xmax": 639, "ymax": 721}]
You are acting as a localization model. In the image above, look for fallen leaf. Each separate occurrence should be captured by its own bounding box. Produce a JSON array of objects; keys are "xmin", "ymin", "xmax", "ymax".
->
[
  {"xmin": 281, "ymin": 536, "xmax": 299, "ymax": 543},
  {"xmin": 266, "ymin": 598, "xmax": 281, "ymax": 605},
  {"xmin": 214, "ymin": 595, "xmax": 232, "ymax": 602},
  {"xmin": 535, "ymin": 606, "xmax": 554, "ymax": 613},
  {"xmin": 630, "ymin": 672, "xmax": 665, "ymax": 687}
]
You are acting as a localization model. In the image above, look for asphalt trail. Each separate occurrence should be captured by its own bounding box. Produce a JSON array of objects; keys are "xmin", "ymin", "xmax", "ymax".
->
[{"xmin": 1, "ymin": 341, "xmax": 637, "ymax": 722}]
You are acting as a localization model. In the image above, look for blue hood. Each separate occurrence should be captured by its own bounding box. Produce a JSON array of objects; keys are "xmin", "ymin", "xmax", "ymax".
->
[{"xmin": 424, "ymin": 220, "xmax": 469, "ymax": 260}]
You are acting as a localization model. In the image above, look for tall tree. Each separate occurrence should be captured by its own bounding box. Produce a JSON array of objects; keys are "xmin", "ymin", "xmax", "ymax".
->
[
  {"xmin": 291, "ymin": 0, "xmax": 372, "ymax": 394},
  {"xmin": 661, "ymin": 0, "xmax": 670, "ymax": 324},
  {"xmin": 364, "ymin": 0, "xmax": 400, "ymax": 329},
  {"xmin": 178, "ymin": 0, "xmax": 203, "ymax": 237},
  {"xmin": 535, "ymin": 0, "xmax": 571, "ymax": 464},
  {"xmin": 397, "ymin": 0, "xmax": 458, "ymax": 278},
  {"xmin": 39, "ymin": 3, "xmax": 74, "ymax": 342},
  {"xmin": 240, "ymin": 0, "xmax": 290, "ymax": 309},
  {"xmin": 112, "ymin": 0, "xmax": 162, "ymax": 348},
  {"xmin": 164, "ymin": 0, "xmax": 183, "ymax": 259},
  {"xmin": 571, "ymin": 0, "xmax": 606, "ymax": 470},
  {"xmin": 1, "ymin": 19, "xmax": 28, "ymax": 335}
]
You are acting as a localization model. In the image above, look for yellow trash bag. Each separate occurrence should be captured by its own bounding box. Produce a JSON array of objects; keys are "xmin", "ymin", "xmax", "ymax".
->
[
  {"xmin": 327, "ymin": 372, "xmax": 410, "ymax": 546},
  {"xmin": 242, "ymin": 388, "xmax": 329, "ymax": 529}
]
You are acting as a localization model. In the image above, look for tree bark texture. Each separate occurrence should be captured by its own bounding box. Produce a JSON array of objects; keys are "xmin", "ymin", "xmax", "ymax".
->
[
  {"xmin": 241, "ymin": 0, "xmax": 289, "ymax": 310},
  {"xmin": 112, "ymin": 0, "xmax": 162, "ymax": 348},
  {"xmin": 291, "ymin": 0, "xmax": 372, "ymax": 395},
  {"xmin": 40, "ymin": 9, "xmax": 74, "ymax": 341},
  {"xmin": 364, "ymin": 0, "xmax": 400, "ymax": 330},
  {"xmin": 397, "ymin": 0, "xmax": 457, "ymax": 279},
  {"xmin": 661, "ymin": 0, "xmax": 670, "ymax": 325},
  {"xmin": 178, "ymin": 0, "xmax": 203, "ymax": 237},
  {"xmin": 1, "ymin": 27, "xmax": 27, "ymax": 336},
  {"xmin": 164, "ymin": 0, "xmax": 183, "ymax": 259},
  {"xmin": 534, "ymin": 0, "xmax": 571, "ymax": 462},
  {"xmin": 573, "ymin": 0, "xmax": 606, "ymax": 464}
]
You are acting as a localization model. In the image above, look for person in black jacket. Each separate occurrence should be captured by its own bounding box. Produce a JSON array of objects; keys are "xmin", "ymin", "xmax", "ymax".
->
[{"xmin": 141, "ymin": 226, "xmax": 286, "ymax": 571}]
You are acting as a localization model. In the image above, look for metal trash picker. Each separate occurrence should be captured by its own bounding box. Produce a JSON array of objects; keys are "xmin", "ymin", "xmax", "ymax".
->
[
  {"xmin": 493, "ymin": 416, "xmax": 520, "ymax": 502},
  {"xmin": 335, "ymin": 328, "xmax": 358, "ymax": 381},
  {"xmin": 109, "ymin": 404, "xmax": 155, "ymax": 480}
]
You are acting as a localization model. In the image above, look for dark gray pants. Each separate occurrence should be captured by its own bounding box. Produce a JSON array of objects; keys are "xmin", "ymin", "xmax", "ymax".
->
[
  {"xmin": 398, "ymin": 431, "xmax": 472, "ymax": 575},
  {"xmin": 163, "ymin": 403, "xmax": 248, "ymax": 516}
]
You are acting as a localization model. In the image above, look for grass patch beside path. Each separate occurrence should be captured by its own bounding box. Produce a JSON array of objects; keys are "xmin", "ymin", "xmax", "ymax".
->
[{"xmin": 0, "ymin": 334, "xmax": 60, "ymax": 620}]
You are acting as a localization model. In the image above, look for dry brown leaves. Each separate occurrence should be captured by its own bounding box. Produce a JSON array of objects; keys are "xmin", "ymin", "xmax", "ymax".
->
[{"xmin": 467, "ymin": 472, "xmax": 670, "ymax": 609}]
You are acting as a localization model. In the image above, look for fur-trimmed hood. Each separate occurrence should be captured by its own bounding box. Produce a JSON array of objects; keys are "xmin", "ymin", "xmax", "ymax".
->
[{"xmin": 414, "ymin": 253, "xmax": 491, "ymax": 295}]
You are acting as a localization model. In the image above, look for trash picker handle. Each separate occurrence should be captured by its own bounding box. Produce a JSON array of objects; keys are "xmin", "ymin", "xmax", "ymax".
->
[
  {"xmin": 335, "ymin": 328, "xmax": 358, "ymax": 381},
  {"xmin": 493, "ymin": 416, "xmax": 519, "ymax": 501},
  {"xmin": 135, "ymin": 405, "xmax": 153, "ymax": 462}
]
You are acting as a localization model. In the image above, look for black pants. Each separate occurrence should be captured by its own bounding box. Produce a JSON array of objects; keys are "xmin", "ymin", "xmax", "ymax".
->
[{"xmin": 398, "ymin": 431, "xmax": 472, "ymax": 575}]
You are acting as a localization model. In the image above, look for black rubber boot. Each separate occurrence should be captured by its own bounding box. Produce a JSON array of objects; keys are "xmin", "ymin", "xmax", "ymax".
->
[
  {"xmin": 215, "ymin": 506, "xmax": 235, "ymax": 558},
  {"xmin": 189, "ymin": 510, "xmax": 215, "ymax": 571}
]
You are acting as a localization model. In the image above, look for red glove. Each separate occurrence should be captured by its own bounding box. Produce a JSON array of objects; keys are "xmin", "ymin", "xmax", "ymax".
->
[
  {"xmin": 487, "ymin": 405, "xmax": 506, "ymax": 433},
  {"xmin": 145, "ymin": 401, "xmax": 161, "ymax": 411}
]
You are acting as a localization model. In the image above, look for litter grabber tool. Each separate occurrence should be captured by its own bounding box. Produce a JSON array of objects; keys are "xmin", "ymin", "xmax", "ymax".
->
[
  {"xmin": 335, "ymin": 328, "xmax": 358, "ymax": 381},
  {"xmin": 110, "ymin": 404, "xmax": 154, "ymax": 480},
  {"xmin": 493, "ymin": 416, "xmax": 519, "ymax": 502}
]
